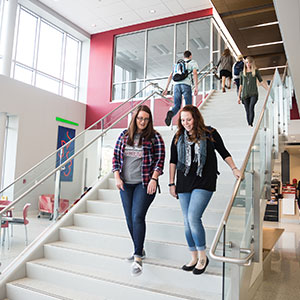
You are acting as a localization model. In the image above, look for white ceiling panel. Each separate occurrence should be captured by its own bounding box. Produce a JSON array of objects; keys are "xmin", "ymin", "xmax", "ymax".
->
[
  {"xmin": 163, "ymin": 0, "xmax": 185, "ymax": 15},
  {"xmin": 36, "ymin": 0, "xmax": 211, "ymax": 34},
  {"xmin": 123, "ymin": 0, "xmax": 163, "ymax": 10}
]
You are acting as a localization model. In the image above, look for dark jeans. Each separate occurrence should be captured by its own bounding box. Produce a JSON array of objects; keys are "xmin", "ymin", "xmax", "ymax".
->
[
  {"xmin": 120, "ymin": 183, "xmax": 156, "ymax": 257},
  {"xmin": 172, "ymin": 84, "xmax": 193, "ymax": 116},
  {"xmin": 243, "ymin": 96, "xmax": 258, "ymax": 126},
  {"xmin": 234, "ymin": 79, "xmax": 240, "ymax": 94}
]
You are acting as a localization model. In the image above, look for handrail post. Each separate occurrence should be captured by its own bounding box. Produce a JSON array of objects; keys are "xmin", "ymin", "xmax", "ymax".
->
[
  {"xmin": 150, "ymin": 94, "xmax": 155, "ymax": 123},
  {"xmin": 53, "ymin": 148, "xmax": 62, "ymax": 221},
  {"xmin": 202, "ymin": 77, "xmax": 205, "ymax": 100},
  {"xmin": 99, "ymin": 119, "xmax": 104, "ymax": 179},
  {"xmin": 230, "ymin": 244, "xmax": 241, "ymax": 300},
  {"xmin": 53, "ymin": 169, "xmax": 61, "ymax": 221}
]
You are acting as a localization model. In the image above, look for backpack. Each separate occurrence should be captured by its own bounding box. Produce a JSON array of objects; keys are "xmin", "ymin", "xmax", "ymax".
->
[
  {"xmin": 172, "ymin": 59, "xmax": 191, "ymax": 82},
  {"xmin": 234, "ymin": 61, "xmax": 244, "ymax": 76}
]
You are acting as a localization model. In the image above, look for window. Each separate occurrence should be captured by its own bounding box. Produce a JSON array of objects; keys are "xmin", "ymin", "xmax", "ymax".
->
[
  {"xmin": 147, "ymin": 25, "xmax": 174, "ymax": 79},
  {"xmin": 0, "ymin": 0, "xmax": 5, "ymax": 61},
  {"xmin": 189, "ymin": 19, "xmax": 210, "ymax": 70},
  {"xmin": 11, "ymin": 6, "xmax": 81, "ymax": 100},
  {"xmin": 112, "ymin": 18, "xmax": 213, "ymax": 101},
  {"xmin": 113, "ymin": 31, "xmax": 145, "ymax": 100}
]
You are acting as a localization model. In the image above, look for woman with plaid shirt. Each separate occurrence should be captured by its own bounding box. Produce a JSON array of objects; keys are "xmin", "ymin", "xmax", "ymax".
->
[{"xmin": 112, "ymin": 105, "xmax": 165, "ymax": 277}]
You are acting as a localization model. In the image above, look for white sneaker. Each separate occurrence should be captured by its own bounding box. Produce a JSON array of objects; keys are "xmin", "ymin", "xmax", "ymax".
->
[
  {"xmin": 131, "ymin": 261, "xmax": 143, "ymax": 277},
  {"xmin": 125, "ymin": 249, "xmax": 146, "ymax": 262}
]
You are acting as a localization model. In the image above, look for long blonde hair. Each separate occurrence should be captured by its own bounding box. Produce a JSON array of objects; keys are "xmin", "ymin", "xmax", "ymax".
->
[{"xmin": 243, "ymin": 56, "xmax": 256, "ymax": 77}]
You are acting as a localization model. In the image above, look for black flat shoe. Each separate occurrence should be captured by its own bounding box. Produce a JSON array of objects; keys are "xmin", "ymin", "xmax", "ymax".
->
[
  {"xmin": 182, "ymin": 262, "xmax": 197, "ymax": 271},
  {"xmin": 193, "ymin": 257, "xmax": 209, "ymax": 275}
]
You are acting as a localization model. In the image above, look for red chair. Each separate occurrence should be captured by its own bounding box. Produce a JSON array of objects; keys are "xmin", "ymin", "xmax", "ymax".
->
[
  {"xmin": 38, "ymin": 195, "xmax": 69, "ymax": 220},
  {"xmin": 7, "ymin": 203, "xmax": 31, "ymax": 245}
]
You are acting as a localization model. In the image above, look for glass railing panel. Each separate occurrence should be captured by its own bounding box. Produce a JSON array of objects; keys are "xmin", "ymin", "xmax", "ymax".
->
[{"xmin": 217, "ymin": 69, "xmax": 291, "ymax": 300}]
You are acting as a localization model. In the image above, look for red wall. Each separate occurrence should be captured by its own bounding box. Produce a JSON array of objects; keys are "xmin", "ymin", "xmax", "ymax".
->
[{"xmin": 86, "ymin": 8, "xmax": 213, "ymax": 128}]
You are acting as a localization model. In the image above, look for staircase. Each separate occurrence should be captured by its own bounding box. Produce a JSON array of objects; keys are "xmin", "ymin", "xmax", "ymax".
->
[{"xmin": 4, "ymin": 88, "xmax": 267, "ymax": 299}]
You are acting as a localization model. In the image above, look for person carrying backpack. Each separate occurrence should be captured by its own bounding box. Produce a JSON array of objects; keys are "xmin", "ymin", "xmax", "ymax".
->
[
  {"xmin": 163, "ymin": 50, "xmax": 199, "ymax": 126},
  {"xmin": 232, "ymin": 55, "xmax": 244, "ymax": 93}
]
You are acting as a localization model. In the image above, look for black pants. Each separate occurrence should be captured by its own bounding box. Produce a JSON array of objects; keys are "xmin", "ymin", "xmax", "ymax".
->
[{"xmin": 243, "ymin": 96, "xmax": 257, "ymax": 126}]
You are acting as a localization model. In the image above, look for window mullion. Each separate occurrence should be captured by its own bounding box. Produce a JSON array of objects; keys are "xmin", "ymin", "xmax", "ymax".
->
[
  {"xmin": 32, "ymin": 16, "xmax": 41, "ymax": 86},
  {"xmin": 60, "ymin": 32, "xmax": 67, "ymax": 96}
]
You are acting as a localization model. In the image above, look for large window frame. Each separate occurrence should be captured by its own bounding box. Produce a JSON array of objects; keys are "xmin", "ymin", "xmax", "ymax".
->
[
  {"xmin": 11, "ymin": 5, "xmax": 81, "ymax": 100},
  {"xmin": 0, "ymin": 0, "xmax": 5, "ymax": 63},
  {"xmin": 112, "ymin": 16, "xmax": 234, "ymax": 102}
]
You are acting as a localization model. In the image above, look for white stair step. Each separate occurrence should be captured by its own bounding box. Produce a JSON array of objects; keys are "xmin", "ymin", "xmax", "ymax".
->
[
  {"xmin": 7, "ymin": 278, "xmax": 104, "ymax": 300},
  {"xmin": 73, "ymin": 213, "xmax": 225, "ymax": 245},
  {"xmin": 58, "ymin": 227, "xmax": 223, "ymax": 269},
  {"xmin": 25, "ymin": 257, "xmax": 222, "ymax": 300},
  {"xmin": 86, "ymin": 200, "xmax": 224, "ymax": 226},
  {"xmin": 44, "ymin": 241, "xmax": 222, "ymax": 276}
]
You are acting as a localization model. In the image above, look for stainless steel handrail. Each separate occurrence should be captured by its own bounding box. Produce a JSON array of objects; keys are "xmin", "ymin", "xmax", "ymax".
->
[
  {"xmin": 0, "ymin": 92, "xmax": 157, "ymax": 216},
  {"xmin": 209, "ymin": 70, "xmax": 276, "ymax": 266},
  {"xmin": 0, "ymin": 62, "xmax": 214, "ymax": 196},
  {"xmin": 0, "ymin": 64, "xmax": 216, "ymax": 215},
  {"xmin": 113, "ymin": 61, "xmax": 213, "ymax": 85},
  {"xmin": 0, "ymin": 82, "xmax": 155, "ymax": 195}
]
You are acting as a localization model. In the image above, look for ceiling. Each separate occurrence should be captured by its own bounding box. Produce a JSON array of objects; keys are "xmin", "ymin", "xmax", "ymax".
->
[
  {"xmin": 37, "ymin": 0, "xmax": 287, "ymax": 75},
  {"xmin": 210, "ymin": 0, "xmax": 286, "ymax": 75},
  {"xmin": 36, "ymin": 0, "xmax": 211, "ymax": 34}
]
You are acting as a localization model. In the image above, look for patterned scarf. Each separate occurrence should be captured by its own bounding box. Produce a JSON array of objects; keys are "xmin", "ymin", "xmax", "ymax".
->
[{"xmin": 176, "ymin": 130, "xmax": 207, "ymax": 177}]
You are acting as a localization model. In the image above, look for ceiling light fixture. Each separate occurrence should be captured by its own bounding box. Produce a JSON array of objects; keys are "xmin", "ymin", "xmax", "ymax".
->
[
  {"xmin": 91, "ymin": 24, "xmax": 97, "ymax": 27},
  {"xmin": 247, "ymin": 41, "xmax": 283, "ymax": 48},
  {"xmin": 149, "ymin": 9, "xmax": 156, "ymax": 14},
  {"xmin": 258, "ymin": 65, "xmax": 286, "ymax": 71},
  {"xmin": 239, "ymin": 21, "xmax": 279, "ymax": 30}
]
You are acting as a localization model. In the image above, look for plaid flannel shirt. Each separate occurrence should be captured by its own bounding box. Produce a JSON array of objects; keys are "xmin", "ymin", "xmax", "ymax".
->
[{"xmin": 112, "ymin": 129, "xmax": 165, "ymax": 187}]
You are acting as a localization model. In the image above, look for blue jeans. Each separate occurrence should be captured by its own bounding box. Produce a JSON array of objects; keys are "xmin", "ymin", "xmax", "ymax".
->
[
  {"xmin": 172, "ymin": 84, "xmax": 192, "ymax": 116},
  {"xmin": 178, "ymin": 189, "xmax": 213, "ymax": 251},
  {"xmin": 243, "ymin": 96, "xmax": 257, "ymax": 126},
  {"xmin": 120, "ymin": 183, "xmax": 156, "ymax": 257}
]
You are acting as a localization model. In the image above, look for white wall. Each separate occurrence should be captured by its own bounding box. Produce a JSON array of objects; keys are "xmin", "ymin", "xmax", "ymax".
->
[{"xmin": 0, "ymin": 74, "xmax": 86, "ymax": 210}]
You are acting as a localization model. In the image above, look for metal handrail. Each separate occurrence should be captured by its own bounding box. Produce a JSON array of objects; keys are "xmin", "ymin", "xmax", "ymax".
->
[
  {"xmin": 113, "ymin": 61, "xmax": 213, "ymax": 85},
  {"xmin": 0, "ymin": 91, "xmax": 157, "ymax": 216},
  {"xmin": 0, "ymin": 82, "xmax": 155, "ymax": 195},
  {"xmin": 0, "ymin": 62, "xmax": 215, "ymax": 196},
  {"xmin": 209, "ymin": 70, "xmax": 276, "ymax": 266},
  {"xmin": 0, "ymin": 63, "xmax": 217, "ymax": 216}
]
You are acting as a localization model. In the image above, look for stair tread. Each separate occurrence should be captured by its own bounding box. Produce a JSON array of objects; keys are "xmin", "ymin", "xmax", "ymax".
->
[
  {"xmin": 7, "ymin": 277, "xmax": 103, "ymax": 300},
  {"xmin": 45, "ymin": 240, "xmax": 222, "ymax": 276},
  {"xmin": 26, "ymin": 258, "xmax": 222, "ymax": 299}
]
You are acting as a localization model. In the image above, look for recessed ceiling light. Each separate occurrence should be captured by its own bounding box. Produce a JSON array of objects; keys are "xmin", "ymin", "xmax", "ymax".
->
[
  {"xmin": 247, "ymin": 41, "xmax": 283, "ymax": 48},
  {"xmin": 239, "ymin": 21, "xmax": 279, "ymax": 30},
  {"xmin": 91, "ymin": 24, "xmax": 97, "ymax": 27},
  {"xmin": 149, "ymin": 9, "xmax": 156, "ymax": 14}
]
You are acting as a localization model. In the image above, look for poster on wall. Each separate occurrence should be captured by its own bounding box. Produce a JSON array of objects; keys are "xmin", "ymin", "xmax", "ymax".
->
[{"xmin": 56, "ymin": 126, "xmax": 75, "ymax": 182}]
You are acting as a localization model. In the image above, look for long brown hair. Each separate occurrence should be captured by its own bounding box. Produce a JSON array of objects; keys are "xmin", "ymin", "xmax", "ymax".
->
[
  {"xmin": 175, "ymin": 105, "xmax": 214, "ymax": 144},
  {"xmin": 222, "ymin": 48, "xmax": 231, "ymax": 57},
  {"xmin": 127, "ymin": 105, "xmax": 155, "ymax": 146}
]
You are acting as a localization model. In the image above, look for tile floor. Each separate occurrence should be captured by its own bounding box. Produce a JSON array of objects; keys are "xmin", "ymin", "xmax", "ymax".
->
[
  {"xmin": 253, "ymin": 221, "xmax": 300, "ymax": 299},
  {"xmin": 0, "ymin": 211, "xmax": 51, "ymax": 273}
]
